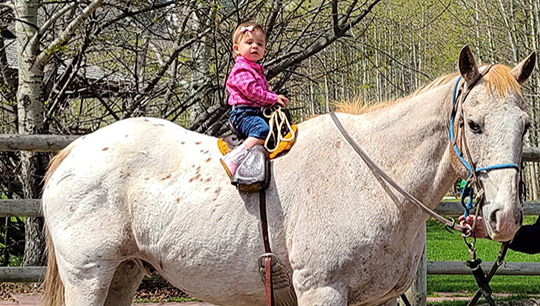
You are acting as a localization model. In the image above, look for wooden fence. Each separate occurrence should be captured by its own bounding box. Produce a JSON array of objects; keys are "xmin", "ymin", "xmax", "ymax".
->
[{"xmin": 2, "ymin": 135, "xmax": 540, "ymax": 303}]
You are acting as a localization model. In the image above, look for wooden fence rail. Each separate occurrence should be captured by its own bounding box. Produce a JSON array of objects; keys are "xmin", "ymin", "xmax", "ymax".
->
[
  {"xmin": 0, "ymin": 134, "xmax": 79, "ymax": 152},
  {"xmin": 0, "ymin": 266, "xmax": 45, "ymax": 282},
  {"xmin": 0, "ymin": 199, "xmax": 41, "ymax": 217},
  {"xmin": 4, "ymin": 261, "xmax": 540, "ymax": 283},
  {"xmin": 427, "ymin": 261, "xmax": 540, "ymax": 276},
  {"xmin": 3, "ymin": 199, "xmax": 540, "ymax": 219}
]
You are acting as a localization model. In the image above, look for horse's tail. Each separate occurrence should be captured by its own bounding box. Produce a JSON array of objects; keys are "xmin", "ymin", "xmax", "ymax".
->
[
  {"xmin": 43, "ymin": 228, "xmax": 64, "ymax": 306},
  {"xmin": 43, "ymin": 142, "xmax": 77, "ymax": 306}
]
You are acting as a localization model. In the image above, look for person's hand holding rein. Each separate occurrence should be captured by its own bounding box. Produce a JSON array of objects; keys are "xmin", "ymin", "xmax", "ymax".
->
[
  {"xmin": 459, "ymin": 215, "xmax": 488, "ymax": 238},
  {"xmin": 276, "ymin": 94, "xmax": 289, "ymax": 107}
]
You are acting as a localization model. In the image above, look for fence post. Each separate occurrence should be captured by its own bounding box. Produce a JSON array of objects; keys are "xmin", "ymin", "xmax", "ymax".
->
[{"xmin": 400, "ymin": 223, "xmax": 427, "ymax": 306}]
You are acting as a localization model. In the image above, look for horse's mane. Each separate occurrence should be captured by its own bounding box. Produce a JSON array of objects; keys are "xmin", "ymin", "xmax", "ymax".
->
[
  {"xmin": 484, "ymin": 64, "xmax": 521, "ymax": 98},
  {"xmin": 335, "ymin": 64, "xmax": 521, "ymax": 114}
]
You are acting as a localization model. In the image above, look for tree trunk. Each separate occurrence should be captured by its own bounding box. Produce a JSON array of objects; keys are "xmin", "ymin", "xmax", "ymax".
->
[{"xmin": 15, "ymin": 0, "xmax": 48, "ymax": 266}]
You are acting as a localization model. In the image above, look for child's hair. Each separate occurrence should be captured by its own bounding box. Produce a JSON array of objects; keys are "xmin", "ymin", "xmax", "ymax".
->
[{"xmin": 232, "ymin": 22, "xmax": 266, "ymax": 58}]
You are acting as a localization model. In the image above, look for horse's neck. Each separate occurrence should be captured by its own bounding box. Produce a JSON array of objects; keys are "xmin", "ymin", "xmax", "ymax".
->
[{"xmin": 354, "ymin": 83, "xmax": 458, "ymax": 210}]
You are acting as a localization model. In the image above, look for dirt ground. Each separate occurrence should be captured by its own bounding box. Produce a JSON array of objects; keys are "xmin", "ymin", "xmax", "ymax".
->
[
  {"xmin": 0, "ymin": 280, "xmax": 216, "ymax": 305},
  {"xmin": 476, "ymin": 299, "xmax": 540, "ymax": 306}
]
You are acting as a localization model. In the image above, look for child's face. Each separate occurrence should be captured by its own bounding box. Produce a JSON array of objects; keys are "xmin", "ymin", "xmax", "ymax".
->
[{"xmin": 234, "ymin": 29, "xmax": 266, "ymax": 62}]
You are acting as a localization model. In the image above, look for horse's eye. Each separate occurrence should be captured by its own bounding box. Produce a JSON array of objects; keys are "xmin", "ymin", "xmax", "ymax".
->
[{"xmin": 467, "ymin": 119, "xmax": 482, "ymax": 134}]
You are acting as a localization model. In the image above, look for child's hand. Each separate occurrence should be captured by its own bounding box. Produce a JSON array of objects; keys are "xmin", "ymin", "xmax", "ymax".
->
[{"xmin": 276, "ymin": 94, "xmax": 289, "ymax": 107}]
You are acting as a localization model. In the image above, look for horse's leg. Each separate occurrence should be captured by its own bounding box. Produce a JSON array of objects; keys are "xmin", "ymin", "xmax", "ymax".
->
[
  {"xmin": 60, "ymin": 260, "xmax": 117, "ymax": 306},
  {"xmin": 295, "ymin": 285, "xmax": 347, "ymax": 306},
  {"xmin": 104, "ymin": 260, "xmax": 145, "ymax": 306},
  {"xmin": 54, "ymin": 232, "xmax": 132, "ymax": 306}
]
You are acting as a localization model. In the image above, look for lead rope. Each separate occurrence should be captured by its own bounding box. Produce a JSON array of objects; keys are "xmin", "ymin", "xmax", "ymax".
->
[{"xmin": 467, "ymin": 242, "xmax": 509, "ymax": 306}]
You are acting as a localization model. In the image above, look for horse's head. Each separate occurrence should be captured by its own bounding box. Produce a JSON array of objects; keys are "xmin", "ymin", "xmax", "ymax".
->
[{"xmin": 453, "ymin": 46, "xmax": 536, "ymax": 242}]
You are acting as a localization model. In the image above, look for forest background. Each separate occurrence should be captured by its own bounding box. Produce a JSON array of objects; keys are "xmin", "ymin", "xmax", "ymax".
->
[{"xmin": 1, "ymin": 0, "xmax": 539, "ymax": 267}]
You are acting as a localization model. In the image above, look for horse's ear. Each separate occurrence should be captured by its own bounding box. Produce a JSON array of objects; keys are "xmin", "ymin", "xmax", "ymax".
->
[
  {"xmin": 511, "ymin": 51, "xmax": 536, "ymax": 84},
  {"xmin": 458, "ymin": 45, "xmax": 480, "ymax": 84}
]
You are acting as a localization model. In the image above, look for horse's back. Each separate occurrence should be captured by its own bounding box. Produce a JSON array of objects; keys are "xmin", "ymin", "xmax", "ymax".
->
[
  {"xmin": 42, "ymin": 117, "xmax": 225, "ymax": 266},
  {"xmin": 44, "ymin": 116, "xmax": 220, "ymax": 192}
]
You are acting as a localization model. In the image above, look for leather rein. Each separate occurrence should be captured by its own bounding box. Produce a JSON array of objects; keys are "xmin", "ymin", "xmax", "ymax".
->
[
  {"xmin": 330, "ymin": 111, "xmax": 466, "ymax": 233},
  {"xmin": 330, "ymin": 64, "xmax": 521, "ymax": 234}
]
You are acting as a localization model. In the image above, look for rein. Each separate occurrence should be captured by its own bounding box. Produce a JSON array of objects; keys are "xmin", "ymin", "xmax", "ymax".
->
[{"xmin": 329, "ymin": 111, "xmax": 466, "ymax": 233}]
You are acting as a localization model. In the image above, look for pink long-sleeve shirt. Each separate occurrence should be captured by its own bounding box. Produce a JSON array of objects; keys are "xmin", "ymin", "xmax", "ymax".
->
[{"xmin": 226, "ymin": 56, "xmax": 278, "ymax": 107}]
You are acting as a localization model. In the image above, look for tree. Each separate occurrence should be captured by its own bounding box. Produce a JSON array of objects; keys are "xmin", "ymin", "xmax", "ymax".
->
[
  {"xmin": 5, "ymin": 0, "xmax": 540, "ymax": 266},
  {"xmin": 0, "ymin": 0, "xmax": 385, "ymax": 265},
  {"xmin": 10, "ymin": 0, "xmax": 106, "ymax": 265}
]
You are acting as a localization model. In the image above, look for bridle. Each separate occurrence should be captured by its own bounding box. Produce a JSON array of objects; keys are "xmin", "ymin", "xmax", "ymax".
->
[
  {"xmin": 450, "ymin": 66, "xmax": 525, "ymax": 306},
  {"xmin": 449, "ymin": 64, "xmax": 521, "ymax": 221}
]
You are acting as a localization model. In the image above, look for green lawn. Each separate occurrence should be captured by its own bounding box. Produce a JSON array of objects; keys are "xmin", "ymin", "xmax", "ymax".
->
[{"xmin": 426, "ymin": 216, "xmax": 540, "ymax": 295}]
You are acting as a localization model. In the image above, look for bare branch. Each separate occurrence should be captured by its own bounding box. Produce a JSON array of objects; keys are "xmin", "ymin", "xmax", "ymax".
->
[
  {"xmin": 267, "ymin": 0, "xmax": 382, "ymax": 79},
  {"xmin": 37, "ymin": 0, "xmax": 105, "ymax": 66},
  {"xmin": 264, "ymin": 0, "xmax": 282, "ymax": 37},
  {"xmin": 332, "ymin": 0, "xmax": 340, "ymax": 35},
  {"xmin": 0, "ymin": 2, "xmax": 13, "ymax": 10},
  {"xmin": 27, "ymin": 2, "xmax": 78, "ymax": 62},
  {"xmin": 39, "ymin": 2, "xmax": 77, "ymax": 35}
]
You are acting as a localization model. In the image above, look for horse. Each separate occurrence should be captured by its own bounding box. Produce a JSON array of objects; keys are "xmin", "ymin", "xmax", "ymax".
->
[{"xmin": 42, "ymin": 46, "xmax": 535, "ymax": 306}]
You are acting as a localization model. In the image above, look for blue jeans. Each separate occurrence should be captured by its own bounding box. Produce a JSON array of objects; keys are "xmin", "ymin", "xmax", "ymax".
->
[{"xmin": 230, "ymin": 106, "xmax": 270, "ymax": 139}]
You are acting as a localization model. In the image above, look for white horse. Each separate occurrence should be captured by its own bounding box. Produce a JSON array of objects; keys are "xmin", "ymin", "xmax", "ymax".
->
[{"xmin": 42, "ymin": 46, "xmax": 535, "ymax": 306}]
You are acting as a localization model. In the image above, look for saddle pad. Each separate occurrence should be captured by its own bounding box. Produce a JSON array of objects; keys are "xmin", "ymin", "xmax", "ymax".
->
[{"xmin": 217, "ymin": 124, "xmax": 298, "ymax": 159}]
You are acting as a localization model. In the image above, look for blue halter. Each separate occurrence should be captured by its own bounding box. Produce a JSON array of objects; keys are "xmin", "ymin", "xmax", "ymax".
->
[{"xmin": 449, "ymin": 76, "xmax": 520, "ymax": 218}]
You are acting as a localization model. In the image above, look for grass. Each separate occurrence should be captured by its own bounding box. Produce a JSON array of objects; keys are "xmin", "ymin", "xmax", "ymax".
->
[
  {"xmin": 134, "ymin": 296, "xmax": 199, "ymax": 303},
  {"xmin": 426, "ymin": 216, "xmax": 540, "ymax": 295}
]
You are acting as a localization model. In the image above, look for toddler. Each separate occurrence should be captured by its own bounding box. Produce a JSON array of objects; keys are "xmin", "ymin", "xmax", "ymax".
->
[{"xmin": 220, "ymin": 22, "xmax": 288, "ymax": 177}]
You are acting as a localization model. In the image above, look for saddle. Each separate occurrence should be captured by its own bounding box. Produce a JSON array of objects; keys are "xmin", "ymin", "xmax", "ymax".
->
[{"xmin": 217, "ymin": 107, "xmax": 297, "ymax": 192}]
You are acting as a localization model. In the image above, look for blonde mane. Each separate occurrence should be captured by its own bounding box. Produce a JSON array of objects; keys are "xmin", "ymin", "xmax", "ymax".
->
[
  {"xmin": 484, "ymin": 64, "xmax": 521, "ymax": 98},
  {"xmin": 335, "ymin": 64, "xmax": 520, "ymax": 114}
]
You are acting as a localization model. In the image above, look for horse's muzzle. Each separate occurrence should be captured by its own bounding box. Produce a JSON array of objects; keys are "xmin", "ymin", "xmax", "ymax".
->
[{"xmin": 484, "ymin": 204, "xmax": 522, "ymax": 242}]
